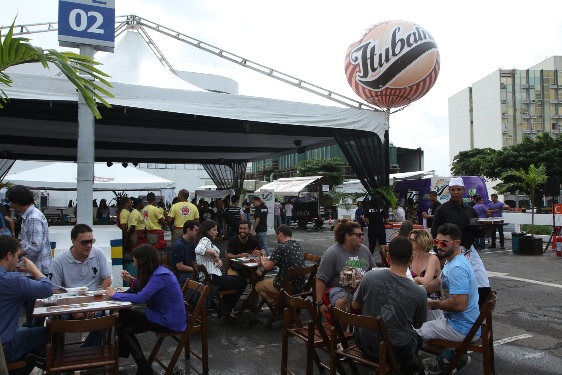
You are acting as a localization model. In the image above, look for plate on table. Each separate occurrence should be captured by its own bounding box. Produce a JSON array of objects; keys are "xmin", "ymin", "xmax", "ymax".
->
[
  {"xmin": 114, "ymin": 287, "xmax": 130, "ymax": 293},
  {"xmin": 40, "ymin": 295, "xmax": 60, "ymax": 306}
]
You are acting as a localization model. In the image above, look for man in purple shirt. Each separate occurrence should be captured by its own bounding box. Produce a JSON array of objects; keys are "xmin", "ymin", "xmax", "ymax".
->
[
  {"xmin": 472, "ymin": 196, "xmax": 488, "ymax": 250},
  {"xmin": 487, "ymin": 194, "xmax": 506, "ymax": 249}
]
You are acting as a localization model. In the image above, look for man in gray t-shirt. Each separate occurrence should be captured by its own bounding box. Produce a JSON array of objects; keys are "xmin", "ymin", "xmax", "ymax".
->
[
  {"xmin": 316, "ymin": 220, "xmax": 375, "ymax": 318},
  {"xmin": 51, "ymin": 224, "xmax": 112, "ymax": 290},
  {"xmin": 352, "ymin": 237, "xmax": 427, "ymax": 375}
]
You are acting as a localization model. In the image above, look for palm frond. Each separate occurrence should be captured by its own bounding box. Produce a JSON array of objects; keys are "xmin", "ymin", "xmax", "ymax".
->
[{"xmin": 1, "ymin": 18, "xmax": 113, "ymax": 119}]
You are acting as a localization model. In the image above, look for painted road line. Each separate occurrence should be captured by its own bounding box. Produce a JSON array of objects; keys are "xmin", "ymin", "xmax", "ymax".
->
[
  {"xmin": 493, "ymin": 334, "xmax": 533, "ymax": 346},
  {"xmin": 487, "ymin": 271, "xmax": 562, "ymax": 289},
  {"xmin": 468, "ymin": 334, "xmax": 533, "ymax": 354}
]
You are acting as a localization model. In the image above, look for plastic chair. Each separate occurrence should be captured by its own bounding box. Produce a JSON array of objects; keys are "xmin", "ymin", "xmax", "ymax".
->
[
  {"xmin": 46, "ymin": 314, "xmax": 119, "ymax": 374},
  {"xmin": 329, "ymin": 306, "xmax": 401, "ymax": 375},
  {"xmin": 423, "ymin": 291, "xmax": 498, "ymax": 375},
  {"xmin": 148, "ymin": 279, "xmax": 211, "ymax": 375}
]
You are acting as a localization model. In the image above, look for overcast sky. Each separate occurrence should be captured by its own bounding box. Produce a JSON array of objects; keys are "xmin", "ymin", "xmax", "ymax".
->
[{"xmin": 2, "ymin": 1, "xmax": 562, "ymax": 177}]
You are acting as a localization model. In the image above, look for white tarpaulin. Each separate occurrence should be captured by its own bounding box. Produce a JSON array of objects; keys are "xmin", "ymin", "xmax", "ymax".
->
[
  {"xmin": 256, "ymin": 176, "xmax": 322, "ymax": 195},
  {"xmin": 194, "ymin": 189, "xmax": 235, "ymax": 199},
  {"xmin": 5, "ymin": 162, "xmax": 175, "ymax": 191}
]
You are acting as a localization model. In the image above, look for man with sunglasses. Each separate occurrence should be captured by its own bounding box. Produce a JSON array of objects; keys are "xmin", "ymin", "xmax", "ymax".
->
[
  {"xmin": 417, "ymin": 223, "xmax": 480, "ymax": 374},
  {"xmin": 51, "ymin": 224, "xmax": 112, "ymax": 292}
]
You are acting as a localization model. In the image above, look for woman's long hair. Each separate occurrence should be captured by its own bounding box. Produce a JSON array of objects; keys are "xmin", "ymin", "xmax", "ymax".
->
[
  {"xmin": 132, "ymin": 244, "xmax": 160, "ymax": 289},
  {"xmin": 333, "ymin": 218, "xmax": 361, "ymax": 244},
  {"xmin": 197, "ymin": 219, "xmax": 218, "ymax": 244},
  {"xmin": 397, "ymin": 220, "xmax": 414, "ymax": 238},
  {"xmin": 410, "ymin": 229, "xmax": 433, "ymax": 253}
]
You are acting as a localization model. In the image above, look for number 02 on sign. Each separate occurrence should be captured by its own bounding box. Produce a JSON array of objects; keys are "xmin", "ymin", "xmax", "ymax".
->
[{"xmin": 58, "ymin": 0, "xmax": 115, "ymax": 52}]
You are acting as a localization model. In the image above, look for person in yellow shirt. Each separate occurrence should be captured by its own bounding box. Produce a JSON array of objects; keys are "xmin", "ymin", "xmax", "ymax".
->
[
  {"xmin": 119, "ymin": 197, "xmax": 132, "ymax": 249},
  {"xmin": 127, "ymin": 198, "xmax": 146, "ymax": 249},
  {"xmin": 167, "ymin": 189, "xmax": 200, "ymax": 243},
  {"xmin": 143, "ymin": 193, "xmax": 167, "ymax": 249}
]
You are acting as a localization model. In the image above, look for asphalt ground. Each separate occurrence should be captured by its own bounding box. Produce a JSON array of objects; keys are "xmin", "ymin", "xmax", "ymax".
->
[{"xmin": 28, "ymin": 225, "xmax": 562, "ymax": 374}]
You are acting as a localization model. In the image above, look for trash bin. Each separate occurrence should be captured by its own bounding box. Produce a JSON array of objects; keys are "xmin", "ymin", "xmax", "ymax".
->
[{"xmin": 511, "ymin": 232, "xmax": 525, "ymax": 253}]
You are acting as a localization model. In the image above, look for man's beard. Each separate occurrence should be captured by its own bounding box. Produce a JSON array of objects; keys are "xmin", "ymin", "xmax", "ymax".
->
[{"xmin": 436, "ymin": 247, "xmax": 455, "ymax": 260}]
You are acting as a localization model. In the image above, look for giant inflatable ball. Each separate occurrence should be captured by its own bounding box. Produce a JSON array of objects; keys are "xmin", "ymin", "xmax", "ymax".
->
[{"xmin": 345, "ymin": 20, "xmax": 440, "ymax": 109}]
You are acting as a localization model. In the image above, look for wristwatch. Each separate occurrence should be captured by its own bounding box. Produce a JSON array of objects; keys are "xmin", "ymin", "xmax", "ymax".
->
[{"xmin": 316, "ymin": 301, "xmax": 324, "ymax": 307}]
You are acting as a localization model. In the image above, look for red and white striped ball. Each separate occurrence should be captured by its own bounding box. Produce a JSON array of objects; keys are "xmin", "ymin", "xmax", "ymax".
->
[{"xmin": 344, "ymin": 20, "xmax": 440, "ymax": 109}]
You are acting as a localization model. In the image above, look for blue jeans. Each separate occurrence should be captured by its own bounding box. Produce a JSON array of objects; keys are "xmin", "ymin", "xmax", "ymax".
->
[
  {"xmin": 243, "ymin": 212, "xmax": 251, "ymax": 223},
  {"xmin": 255, "ymin": 231, "xmax": 270, "ymax": 256},
  {"xmin": 3, "ymin": 327, "xmax": 46, "ymax": 363},
  {"xmin": 274, "ymin": 215, "xmax": 282, "ymax": 229},
  {"xmin": 285, "ymin": 216, "xmax": 292, "ymax": 226}
]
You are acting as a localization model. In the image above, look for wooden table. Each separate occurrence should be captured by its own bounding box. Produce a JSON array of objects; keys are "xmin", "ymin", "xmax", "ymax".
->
[
  {"xmin": 33, "ymin": 291, "xmax": 132, "ymax": 317},
  {"xmin": 231, "ymin": 258, "xmax": 269, "ymax": 320}
]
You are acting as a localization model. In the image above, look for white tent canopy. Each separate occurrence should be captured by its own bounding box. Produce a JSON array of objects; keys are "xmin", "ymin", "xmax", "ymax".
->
[
  {"xmin": 256, "ymin": 176, "xmax": 322, "ymax": 195},
  {"xmin": 5, "ymin": 162, "xmax": 175, "ymax": 191}
]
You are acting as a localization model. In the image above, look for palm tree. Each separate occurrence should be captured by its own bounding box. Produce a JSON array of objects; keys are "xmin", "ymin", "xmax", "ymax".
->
[
  {"xmin": 1, "ymin": 19, "xmax": 113, "ymax": 119},
  {"xmin": 501, "ymin": 164, "xmax": 547, "ymax": 237}
]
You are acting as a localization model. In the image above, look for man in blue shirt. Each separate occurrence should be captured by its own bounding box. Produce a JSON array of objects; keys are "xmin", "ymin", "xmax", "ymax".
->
[
  {"xmin": 487, "ymin": 194, "xmax": 506, "ymax": 249},
  {"xmin": 171, "ymin": 220, "xmax": 198, "ymax": 284},
  {"xmin": 417, "ymin": 223, "xmax": 480, "ymax": 374},
  {"xmin": 0, "ymin": 236, "xmax": 53, "ymax": 373}
]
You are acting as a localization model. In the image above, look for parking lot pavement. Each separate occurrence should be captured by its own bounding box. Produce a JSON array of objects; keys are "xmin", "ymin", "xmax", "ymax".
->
[{"xmin": 29, "ymin": 225, "xmax": 562, "ymax": 374}]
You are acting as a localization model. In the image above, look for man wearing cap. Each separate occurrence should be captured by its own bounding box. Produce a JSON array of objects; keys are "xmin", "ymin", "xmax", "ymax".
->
[{"xmin": 431, "ymin": 177, "xmax": 478, "ymax": 251}]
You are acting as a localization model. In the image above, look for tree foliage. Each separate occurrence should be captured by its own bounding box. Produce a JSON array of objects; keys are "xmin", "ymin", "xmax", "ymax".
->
[
  {"xmin": 295, "ymin": 157, "xmax": 346, "ymax": 186},
  {"xmin": 500, "ymin": 164, "xmax": 547, "ymax": 236},
  {"xmin": 1, "ymin": 19, "xmax": 113, "ymax": 119},
  {"xmin": 451, "ymin": 133, "xmax": 562, "ymax": 185}
]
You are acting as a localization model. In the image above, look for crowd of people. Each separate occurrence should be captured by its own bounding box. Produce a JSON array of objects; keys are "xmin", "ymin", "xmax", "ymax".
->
[{"xmin": 0, "ymin": 177, "xmax": 496, "ymax": 375}]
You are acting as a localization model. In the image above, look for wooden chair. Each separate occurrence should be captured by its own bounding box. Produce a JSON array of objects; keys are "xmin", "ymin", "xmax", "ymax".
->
[
  {"xmin": 379, "ymin": 245, "xmax": 390, "ymax": 267},
  {"xmin": 281, "ymin": 291, "xmax": 351, "ymax": 375},
  {"xmin": 256, "ymin": 263, "xmax": 318, "ymax": 328},
  {"xmin": 193, "ymin": 262, "xmax": 238, "ymax": 317},
  {"xmin": 46, "ymin": 314, "xmax": 119, "ymax": 374},
  {"xmin": 304, "ymin": 252, "xmax": 321, "ymax": 267},
  {"xmin": 329, "ymin": 307, "xmax": 401, "ymax": 375},
  {"xmin": 423, "ymin": 291, "xmax": 498, "ymax": 375},
  {"xmin": 148, "ymin": 280, "xmax": 211, "ymax": 375}
]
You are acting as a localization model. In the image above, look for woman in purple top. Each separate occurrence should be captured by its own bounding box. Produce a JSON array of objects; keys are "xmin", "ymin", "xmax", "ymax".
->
[{"xmin": 106, "ymin": 244, "xmax": 186, "ymax": 375}]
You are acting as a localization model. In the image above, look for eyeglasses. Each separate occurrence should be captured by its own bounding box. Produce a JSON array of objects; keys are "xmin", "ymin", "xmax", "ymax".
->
[
  {"xmin": 434, "ymin": 239, "xmax": 455, "ymax": 247},
  {"xmin": 349, "ymin": 232, "xmax": 364, "ymax": 237},
  {"xmin": 75, "ymin": 239, "xmax": 96, "ymax": 246}
]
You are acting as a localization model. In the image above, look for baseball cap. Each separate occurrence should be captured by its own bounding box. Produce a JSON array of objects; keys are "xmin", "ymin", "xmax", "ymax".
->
[{"xmin": 449, "ymin": 177, "xmax": 465, "ymax": 187}]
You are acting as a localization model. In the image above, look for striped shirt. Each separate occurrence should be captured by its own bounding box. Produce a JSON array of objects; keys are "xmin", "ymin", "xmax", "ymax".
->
[
  {"xmin": 21, "ymin": 205, "xmax": 52, "ymax": 275},
  {"xmin": 195, "ymin": 237, "xmax": 222, "ymax": 277}
]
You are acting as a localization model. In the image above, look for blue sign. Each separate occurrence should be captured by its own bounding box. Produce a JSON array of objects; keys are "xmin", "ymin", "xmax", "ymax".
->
[{"xmin": 58, "ymin": 0, "xmax": 115, "ymax": 52}]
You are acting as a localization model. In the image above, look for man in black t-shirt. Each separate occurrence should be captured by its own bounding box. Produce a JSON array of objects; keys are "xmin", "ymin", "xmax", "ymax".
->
[
  {"xmin": 226, "ymin": 220, "xmax": 264, "ymax": 276},
  {"xmin": 251, "ymin": 196, "xmax": 270, "ymax": 255},
  {"xmin": 364, "ymin": 195, "xmax": 389, "ymax": 264}
]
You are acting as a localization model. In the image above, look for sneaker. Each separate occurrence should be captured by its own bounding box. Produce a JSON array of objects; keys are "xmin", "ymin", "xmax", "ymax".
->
[
  {"xmin": 336, "ymin": 343, "xmax": 347, "ymax": 361},
  {"xmin": 500, "ymin": 245, "xmax": 505, "ymax": 249},
  {"xmin": 423, "ymin": 354, "xmax": 471, "ymax": 374},
  {"xmin": 452, "ymin": 354, "xmax": 471, "ymax": 374},
  {"xmin": 487, "ymin": 245, "xmax": 496, "ymax": 249}
]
